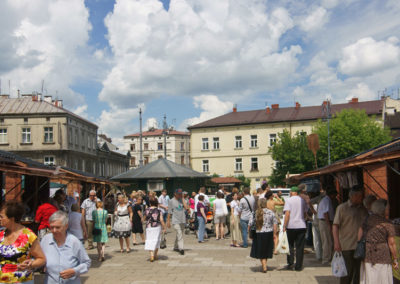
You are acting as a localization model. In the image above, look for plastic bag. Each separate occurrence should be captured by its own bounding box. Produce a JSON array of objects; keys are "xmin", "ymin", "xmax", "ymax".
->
[
  {"xmin": 332, "ymin": 252, "xmax": 348, "ymax": 277},
  {"xmin": 276, "ymin": 231, "xmax": 290, "ymax": 254}
]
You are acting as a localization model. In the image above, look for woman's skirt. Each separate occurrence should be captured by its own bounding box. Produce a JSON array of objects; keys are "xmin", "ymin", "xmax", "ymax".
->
[
  {"xmin": 230, "ymin": 215, "xmax": 242, "ymax": 242},
  {"xmin": 145, "ymin": 226, "xmax": 162, "ymax": 251},
  {"xmin": 360, "ymin": 262, "xmax": 393, "ymax": 284},
  {"xmin": 111, "ymin": 215, "xmax": 132, "ymax": 238},
  {"xmin": 132, "ymin": 219, "xmax": 144, "ymax": 234},
  {"xmin": 250, "ymin": 231, "xmax": 274, "ymax": 259}
]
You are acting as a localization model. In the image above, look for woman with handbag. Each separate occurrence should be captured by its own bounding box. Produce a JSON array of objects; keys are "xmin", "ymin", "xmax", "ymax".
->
[
  {"xmin": 249, "ymin": 195, "xmax": 278, "ymax": 273},
  {"xmin": 358, "ymin": 199, "xmax": 398, "ymax": 284},
  {"xmin": 144, "ymin": 197, "xmax": 166, "ymax": 262},
  {"xmin": 213, "ymin": 191, "xmax": 228, "ymax": 240},
  {"xmin": 92, "ymin": 201, "xmax": 108, "ymax": 262}
]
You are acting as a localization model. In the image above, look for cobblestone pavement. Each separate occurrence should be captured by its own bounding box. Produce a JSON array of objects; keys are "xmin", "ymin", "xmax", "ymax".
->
[{"xmin": 35, "ymin": 230, "xmax": 337, "ymax": 284}]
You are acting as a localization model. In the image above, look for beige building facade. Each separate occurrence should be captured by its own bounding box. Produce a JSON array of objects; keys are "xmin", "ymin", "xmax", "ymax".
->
[
  {"xmin": 0, "ymin": 94, "xmax": 128, "ymax": 178},
  {"xmin": 189, "ymin": 98, "xmax": 400, "ymax": 188},
  {"xmin": 124, "ymin": 128, "xmax": 190, "ymax": 168}
]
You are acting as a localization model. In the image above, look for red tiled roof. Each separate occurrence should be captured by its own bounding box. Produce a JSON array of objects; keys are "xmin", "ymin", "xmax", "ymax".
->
[
  {"xmin": 124, "ymin": 129, "xmax": 189, "ymax": 138},
  {"xmin": 188, "ymin": 100, "xmax": 384, "ymax": 129},
  {"xmin": 211, "ymin": 177, "xmax": 242, "ymax": 184}
]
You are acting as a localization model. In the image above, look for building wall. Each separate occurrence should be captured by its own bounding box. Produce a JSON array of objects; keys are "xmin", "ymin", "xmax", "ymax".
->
[
  {"xmin": 190, "ymin": 121, "xmax": 314, "ymax": 188},
  {"xmin": 125, "ymin": 134, "xmax": 190, "ymax": 168}
]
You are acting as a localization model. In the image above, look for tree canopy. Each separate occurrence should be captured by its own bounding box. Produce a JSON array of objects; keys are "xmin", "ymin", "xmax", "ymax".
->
[
  {"xmin": 313, "ymin": 108, "xmax": 391, "ymax": 166},
  {"xmin": 268, "ymin": 130, "xmax": 315, "ymax": 187},
  {"xmin": 268, "ymin": 108, "xmax": 392, "ymax": 186}
]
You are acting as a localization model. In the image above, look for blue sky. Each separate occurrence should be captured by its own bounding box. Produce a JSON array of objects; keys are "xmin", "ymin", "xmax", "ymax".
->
[{"xmin": 1, "ymin": 0, "xmax": 400, "ymax": 148}]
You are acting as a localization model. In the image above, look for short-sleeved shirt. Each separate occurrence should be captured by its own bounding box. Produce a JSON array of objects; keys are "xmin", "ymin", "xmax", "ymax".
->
[
  {"xmin": 333, "ymin": 200, "xmax": 368, "ymax": 251},
  {"xmin": 35, "ymin": 203, "xmax": 58, "ymax": 230},
  {"xmin": 194, "ymin": 193, "xmax": 209, "ymax": 212},
  {"xmin": 364, "ymin": 214, "xmax": 396, "ymax": 265},
  {"xmin": 231, "ymin": 200, "xmax": 240, "ymax": 216},
  {"xmin": 197, "ymin": 202, "xmax": 206, "ymax": 218},
  {"xmin": 158, "ymin": 194, "xmax": 170, "ymax": 214},
  {"xmin": 168, "ymin": 198, "xmax": 186, "ymax": 224},
  {"xmin": 317, "ymin": 195, "xmax": 334, "ymax": 221},
  {"xmin": 133, "ymin": 204, "xmax": 143, "ymax": 222},
  {"xmin": 213, "ymin": 198, "xmax": 227, "ymax": 216},
  {"xmin": 81, "ymin": 198, "xmax": 97, "ymax": 221},
  {"xmin": 0, "ymin": 228, "xmax": 37, "ymax": 283},
  {"xmin": 283, "ymin": 195, "xmax": 308, "ymax": 229},
  {"xmin": 239, "ymin": 195, "xmax": 255, "ymax": 221},
  {"xmin": 249, "ymin": 208, "xmax": 278, "ymax": 233}
]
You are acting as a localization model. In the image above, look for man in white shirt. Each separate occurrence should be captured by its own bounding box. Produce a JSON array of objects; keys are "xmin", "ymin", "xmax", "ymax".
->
[
  {"xmin": 283, "ymin": 186, "xmax": 309, "ymax": 271},
  {"xmin": 317, "ymin": 187, "xmax": 336, "ymax": 264},
  {"xmin": 81, "ymin": 190, "xmax": 98, "ymax": 249},
  {"xmin": 158, "ymin": 189, "xmax": 170, "ymax": 223}
]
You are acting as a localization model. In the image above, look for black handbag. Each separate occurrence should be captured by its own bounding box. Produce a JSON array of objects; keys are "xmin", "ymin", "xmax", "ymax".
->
[
  {"xmin": 92, "ymin": 228, "xmax": 102, "ymax": 236},
  {"xmin": 354, "ymin": 216, "xmax": 369, "ymax": 260}
]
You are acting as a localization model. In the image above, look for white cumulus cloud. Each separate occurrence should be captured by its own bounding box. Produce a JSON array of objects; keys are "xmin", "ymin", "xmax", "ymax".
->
[
  {"xmin": 145, "ymin": 117, "xmax": 158, "ymax": 130},
  {"xmin": 99, "ymin": 0, "xmax": 301, "ymax": 109},
  {"xmin": 180, "ymin": 95, "xmax": 233, "ymax": 129},
  {"xmin": 339, "ymin": 37, "xmax": 400, "ymax": 76},
  {"xmin": 0, "ymin": 0, "xmax": 94, "ymax": 108},
  {"xmin": 298, "ymin": 7, "xmax": 329, "ymax": 32}
]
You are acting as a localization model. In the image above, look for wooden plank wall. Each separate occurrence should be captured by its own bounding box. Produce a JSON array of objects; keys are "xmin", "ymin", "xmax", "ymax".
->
[{"xmin": 363, "ymin": 163, "xmax": 388, "ymax": 199}]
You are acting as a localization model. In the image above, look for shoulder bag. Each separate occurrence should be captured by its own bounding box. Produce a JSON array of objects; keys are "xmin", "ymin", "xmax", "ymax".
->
[
  {"xmin": 244, "ymin": 197, "xmax": 256, "ymax": 239},
  {"xmin": 354, "ymin": 216, "xmax": 369, "ymax": 260}
]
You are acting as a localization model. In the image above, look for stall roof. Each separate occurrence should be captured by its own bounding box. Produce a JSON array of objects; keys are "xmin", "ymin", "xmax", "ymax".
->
[
  {"xmin": 0, "ymin": 150, "xmax": 55, "ymax": 170},
  {"xmin": 296, "ymin": 138, "xmax": 400, "ymax": 179},
  {"xmin": 211, "ymin": 177, "xmax": 242, "ymax": 184},
  {"xmin": 111, "ymin": 158, "xmax": 209, "ymax": 180}
]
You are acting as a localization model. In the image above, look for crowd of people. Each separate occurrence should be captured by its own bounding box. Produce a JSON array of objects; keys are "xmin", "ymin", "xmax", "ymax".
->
[{"xmin": 0, "ymin": 182, "xmax": 399, "ymax": 283}]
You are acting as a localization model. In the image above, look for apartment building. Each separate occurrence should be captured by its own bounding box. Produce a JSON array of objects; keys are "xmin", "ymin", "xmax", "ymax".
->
[
  {"xmin": 188, "ymin": 97, "xmax": 400, "ymax": 188},
  {"xmin": 0, "ymin": 94, "xmax": 128, "ymax": 178},
  {"xmin": 124, "ymin": 128, "xmax": 190, "ymax": 168}
]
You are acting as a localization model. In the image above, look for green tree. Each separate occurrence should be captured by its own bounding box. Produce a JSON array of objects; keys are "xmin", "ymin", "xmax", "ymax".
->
[
  {"xmin": 236, "ymin": 175, "xmax": 251, "ymax": 188},
  {"xmin": 268, "ymin": 130, "xmax": 315, "ymax": 187},
  {"xmin": 313, "ymin": 108, "xmax": 392, "ymax": 166}
]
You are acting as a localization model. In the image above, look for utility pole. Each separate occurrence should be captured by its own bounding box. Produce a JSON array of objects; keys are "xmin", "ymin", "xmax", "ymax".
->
[
  {"xmin": 163, "ymin": 114, "xmax": 167, "ymax": 159},
  {"xmin": 327, "ymin": 99, "xmax": 331, "ymax": 165},
  {"xmin": 139, "ymin": 108, "xmax": 143, "ymax": 167}
]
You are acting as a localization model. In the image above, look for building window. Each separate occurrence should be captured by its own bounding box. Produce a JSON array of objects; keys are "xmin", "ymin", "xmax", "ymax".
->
[
  {"xmin": 44, "ymin": 127, "xmax": 53, "ymax": 143},
  {"xmin": 68, "ymin": 128, "xmax": 73, "ymax": 144},
  {"xmin": 180, "ymin": 142, "xmax": 185, "ymax": 151},
  {"xmin": 158, "ymin": 143, "xmax": 163, "ymax": 150},
  {"xmin": 24, "ymin": 118, "xmax": 28, "ymax": 123},
  {"xmin": 44, "ymin": 156, "xmax": 55, "ymax": 166},
  {"xmin": 130, "ymin": 144, "xmax": 135, "ymax": 151},
  {"xmin": 75, "ymin": 129, "xmax": 78, "ymax": 145},
  {"xmin": 181, "ymin": 155, "xmax": 185, "ymax": 164},
  {"xmin": 130, "ymin": 157, "xmax": 136, "ymax": 166},
  {"xmin": 22, "ymin": 128, "xmax": 31, "ymax": 143},
  {"xmin": 213, "ymin": 137, "xmax": 220, "ymax": 150},
  {"xmin": 144, "ymin": 143, "xmax": 149, "ymax": 151},
  {"xmin": 269, "ymin": 133, "xmax": 276, "ymax": 146},
  {"xmin": 251, "ymin": 157, "xmax": 258, "ymax": 171},
  {"xmin": 250, "ymin": 135, "xmax": 258, "ymax": 148},
  {"xmin": 87, "ymin": 135, "xmax": 91, "ymax": 149},
  {"xmin": 0, "ymin": 129, "xmax": 7, "ymax": 143},
  {"xmin": 235, "ymin": 158, "xmax": 242, "ymax": 171},
  {"xmin": 0, "ymin": 118, "xmax": 4, "ymax": 123},
  {"xmin": 202, "ymin": 138, "xmax": 209, "ymax": 150},
  {"xmin": 46, "ymin": 117, "xmax": 50, "ymax": 122},
  {"xmin": 144, "ymin": 156, "xmax": 149, "ymax": 164},
  {"xmin": 81, "ymin": 131, "xmax": 85, "ymax": 147},
  {"xmin": 202, "ymin": 160, "xmax": 209, "ymax": 173},
  {"xmin": 235, "ymin": 136, "xmax": 242, "ymax": 148}
]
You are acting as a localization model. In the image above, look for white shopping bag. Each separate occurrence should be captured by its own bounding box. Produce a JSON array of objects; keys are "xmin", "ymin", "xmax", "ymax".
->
[
  {"xmin": 331, "ymin": 252, "xmax": 348, "ymax": 277},
  {"xmin": 276, "ymin": 231, "xmax": 290, "ymax": 254}
]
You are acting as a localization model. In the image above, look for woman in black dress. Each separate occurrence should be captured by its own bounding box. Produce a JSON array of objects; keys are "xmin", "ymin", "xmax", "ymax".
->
[
  {"xmin": 132, "ymin": 196, "xmax": 145, "ymax": 245},
  {"xmin": 250, "ymin": 193, "xmax": 278, "ymax": 273}
]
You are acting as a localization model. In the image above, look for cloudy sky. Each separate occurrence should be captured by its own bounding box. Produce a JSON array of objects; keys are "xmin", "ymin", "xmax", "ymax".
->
[{"xmin": 1, "ymin": 0, "xmax": 400, "ymax": 148}]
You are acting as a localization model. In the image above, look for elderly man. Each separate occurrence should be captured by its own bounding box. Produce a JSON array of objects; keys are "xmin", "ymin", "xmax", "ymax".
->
[
  {"xmin": 283, "ymin": 186, "xmax": 309, "ymax": 271},
  {"xmin": 167, "ymin": 188, "xmax": 188, "ymax": 255},
  {"xmin": 333, "ymin": 188, "xmax": 367, "ymax": 284},
  {"xmin": 41, "ymin": 211, "xmax": 91, "ymax": 284},
  {"xmin": 81, "ymin": 190, "xmax": 98, "ymax": 249}
]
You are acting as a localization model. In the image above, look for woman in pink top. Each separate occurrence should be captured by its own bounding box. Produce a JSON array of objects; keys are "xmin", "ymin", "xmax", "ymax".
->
[{"xmin": 189, "ymin": 192, "xmax": 196, "ymax": 217}]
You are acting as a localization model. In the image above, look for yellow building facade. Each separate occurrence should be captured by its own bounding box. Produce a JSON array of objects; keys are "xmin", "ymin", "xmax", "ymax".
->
[{"xmin": 189, "ymin": 98, "xmax": 399, "ymax": 189}]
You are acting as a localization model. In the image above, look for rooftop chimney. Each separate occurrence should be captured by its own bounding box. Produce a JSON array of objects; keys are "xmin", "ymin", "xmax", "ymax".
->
[
  {"xmin": 295, "ymin": 102, "xmax": 301, "ymax": 109},
  {"xmin": 350, "ymin": 97, "xmax": 358, "ymax": 104},
  {"xmin": 266, "ymin": 106, "xmax": 271, "ymax": 114},
  {"xmin": 54, "ymin": 100, "xmax": 63, "ymax": 108},
  {"xmin": 271, "ymin": 104, "xmax": 279, "ymax": 109},
  {"xmin": 44, "ymin": 96, "xmax": 52, "ymax": 103},
  {"xmin": 233, "ymin": 104, "xmax": 237, "ymax": 113}
]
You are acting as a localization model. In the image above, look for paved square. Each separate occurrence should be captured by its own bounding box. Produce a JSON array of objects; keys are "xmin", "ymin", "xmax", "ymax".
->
[{"xmin": 35, "ymin": 230, "xmax": 338, "ymax": 284}]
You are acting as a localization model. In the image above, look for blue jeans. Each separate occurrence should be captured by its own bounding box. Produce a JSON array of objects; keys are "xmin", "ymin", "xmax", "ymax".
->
[
  {"xmin": 198, "ymin": 217, "xmax": 206, "ymax": 242},
  {"xmin": 240, "ymin": 219, "xmax": 249, "ymax": 247},
  {"xmin": 163, "ymin": 212, "xmax": 168, "ymax": 223}
]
